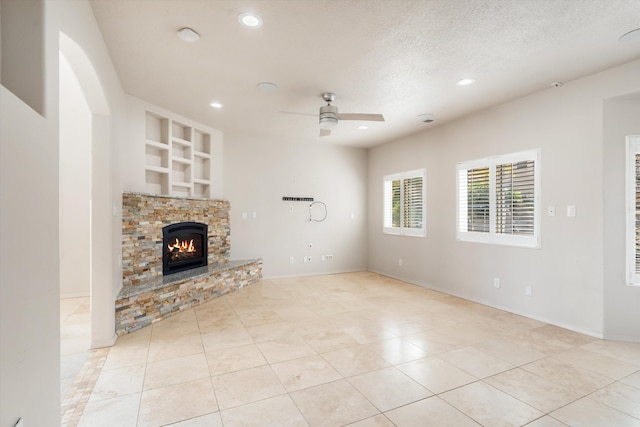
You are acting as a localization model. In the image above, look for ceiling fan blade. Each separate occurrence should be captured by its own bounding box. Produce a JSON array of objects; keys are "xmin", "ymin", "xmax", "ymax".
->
[
  {"xmin": 320, "ymin": 128, "xmax": 331, "ymax": 137},
  {"xmin": 279, "ymin": 111, "xmax": 317, "ymax": 117},
  {"xmin": 337, "ymin": 113, "xmax": 385, "ymax": 122}
]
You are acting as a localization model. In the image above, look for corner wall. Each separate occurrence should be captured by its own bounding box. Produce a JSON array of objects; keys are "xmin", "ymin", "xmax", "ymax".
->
[
  {"xmin": 603, "ymin": 94, "xmax": 640, "ymax": 342},
  {"xmin": 368, "ymin": 59, "xmax": 640, "ymax": 339},
  {"xmin": 224, "ymin": 134, "xmax": 368, "ymax": 278}
]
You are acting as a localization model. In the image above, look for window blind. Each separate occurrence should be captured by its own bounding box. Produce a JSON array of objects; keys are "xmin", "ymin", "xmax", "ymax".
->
[{"xmin": 496, "ymin": 160, "xmax": 535, "ymax": 236}]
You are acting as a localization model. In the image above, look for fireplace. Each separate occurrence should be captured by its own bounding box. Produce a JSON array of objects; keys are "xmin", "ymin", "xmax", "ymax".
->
[{"xmin": 162, "ymin": 222, "xmax": 208, "ymax": 276}]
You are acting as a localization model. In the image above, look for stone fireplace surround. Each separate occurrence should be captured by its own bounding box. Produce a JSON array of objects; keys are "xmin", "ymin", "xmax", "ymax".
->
[{"xmin": 115, "ymin": 192, "xmax": 262, "ymax": 335}]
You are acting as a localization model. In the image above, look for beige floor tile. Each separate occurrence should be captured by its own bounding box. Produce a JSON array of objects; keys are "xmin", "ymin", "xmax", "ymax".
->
[
  {"xmin": 397, "ymin": 357, "xmax": 476, "ymax": 394},
  {"xmin": 551, "ymin": 397, "xmax": 640, "ymax": 427},
  {"xmin": 384, "ymin": 396, "xmax": 480, "ymax": 427},
  {"xmin": 147, "ymin": 333, "xmax": 204, "ymax": 363},
  {"xmin": 438, "ymin": 347, "xmax": 513, "ymax": 378},
  {"xmin": 366, "ymin": 338, "xmax": 428, "ymax": 364},
  {"xmin": 200, "ymin": 327, "xmax": 254, "ymax": 352},
  {"xmin": 245, "ymin": 321, "xmax": 296, "ymax": 342},
  {"xmin": 339, "ymin": 323, "xmax": 397, "ymax": 344},
  {"xmin": 64, "ymin": 273, "xmax": 640, "ymax": 427},
  {"xmin": 205, "ymin": 344, "xmax": 267, "ymax": 376},
  {"xmin": 151, "ymin": 309, "xmax": 200, "ymax": 339},
  {"xmin": 197, "ymin": 315, "xmax": 245, "ymax": 334},
  {"xmin": 102, "ymin": 327, "xmax": 152, "ymax": 370},
  {"xmin": 143, "ymin": 353, "xmax": 209, "ymax": 390},
  {"xmin": 138, "ymin": 378, "xmax": 217, "ymax": 427},
  {"xmin": 290, "ymin": 380, "xmax": 378, "ymax": 427},
  {"xmin": 272, "ymin": 354, "xmax": 342, "ymax": 392},
  {"xmin": 530, "ymin": 324, "xmax": 597, "ymax": 347},
  {"xmin": 589, "ymin": 381, "xmax": 640, "ymax": 419},
  {"xmin": 77, "ymin": 393, "xmax": 140, "ymax": 427},
  {"xmin": 402, "ymin": 331, "xmax": 460, "ymax": 355},
  {"xmin": 507, "ymin": 330, "xmax": 576, "ymax": 356},
  {"xmin": 89, "ymin": 363, "xmax": 145, "ymax": 402},
  {"xmin": 257, "ymin": 338, "xmax": 317, "ymax": 364},
  {"xmin": 524, "ymin": 416, "xmax": 569, "ymax": 426},
  {"xmin": 554, "ymin": 347, "xmax": 640, "ymax": 380},
  {"xmin": 622, "ymin": 370, "xmax": 640, "ymax": 388},
  {"xmin": 220, "ymin": 394, "xmax": 308, "ymax": 427},
  {"xmin": 344, "ymin": 414, "xmax": 396, "ymax": 427},
  {"xmin": 473, "ymin": 337, "xmax": 546, "ymax": 366},
  {"xmin": 237, "ymin": 309, "xmax": 282, "ymax": 327},
  {"xmin": 348, "ymin": 366, "xmax": 432, "ymax": 411},
  {"xmin": 165, "ymin": 412, "xmax": 223, "ymax": 426},
  {"xmin": 484, "ymin": 368, "xmax": 582, "ymax": 413},
  {"xmin": 522, "ymin": 357, "xmax": 614, "ymax": 395},
  {"xmin": 212, "ymin": 365, "xmax": 286, "ymax": 409},
  {"xmin": 441, "ymin": 381, "xmax": 544, "ymax": 426},
  {"xmin": 581, "ymin": 340, "xmax": 640, "ymax": 366},
  {"xmin": 321, "ymin": 345, "xmax": 390, "ymax": 377},
  {"xmin": 303, "ymin": 330, "xmax": 361, "ymax": 353}
]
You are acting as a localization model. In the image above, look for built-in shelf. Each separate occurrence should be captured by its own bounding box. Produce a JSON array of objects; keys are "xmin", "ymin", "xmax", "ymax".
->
[{"xmin": 144, "ymin": 110, "xmax": 213, "ymax": 197}]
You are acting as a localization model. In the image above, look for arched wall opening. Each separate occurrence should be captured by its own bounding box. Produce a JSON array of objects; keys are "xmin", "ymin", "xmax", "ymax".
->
[{"xmin": 59, "ymin": 32, "xmax": 115, "ymax": 349}]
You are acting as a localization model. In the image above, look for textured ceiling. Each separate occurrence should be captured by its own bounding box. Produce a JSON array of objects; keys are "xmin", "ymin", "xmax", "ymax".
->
[{"xmin": 90, "ymin": 0, "xmax": 640, "ymax": 148}]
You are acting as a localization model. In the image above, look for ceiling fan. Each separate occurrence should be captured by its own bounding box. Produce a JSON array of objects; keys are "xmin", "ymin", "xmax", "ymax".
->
[
  {"xmin": 282, "ymin": 93, "xmax": 385, "ymax": 137},
  {"xmin": 317, "ymin": 92, "xmax": 384, "ymax": 137}
]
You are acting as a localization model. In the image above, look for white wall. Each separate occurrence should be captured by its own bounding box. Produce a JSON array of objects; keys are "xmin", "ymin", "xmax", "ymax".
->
[
  {"xmin": 1, "ymin": 2, "xmax": 60, "ymax": 425},
  {"xmin": 368, "ymin": 59, "xmax": 640, "ymax": 339},
  {"xmin": 225, "ymin": 134, "xmax": 368, "ymax": 278},
  {"xmin": 59, "ymin": 52, "xmax": 91, "ymax": 298},
  {"xmin": 603, "ymin": 94, "xmax": 640, "ymax": 342},
  {"xmin": 1, "ymin": 1, "xmax": 127, "ymax": 424}
]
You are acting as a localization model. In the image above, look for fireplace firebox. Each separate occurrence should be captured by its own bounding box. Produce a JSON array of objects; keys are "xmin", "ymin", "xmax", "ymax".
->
[{"xmin": 162, "ymin": 222, "xmax": 208, "ymax": 276}]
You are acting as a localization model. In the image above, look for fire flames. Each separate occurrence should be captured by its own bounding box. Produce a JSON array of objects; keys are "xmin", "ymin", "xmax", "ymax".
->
[{"xmin": 167, "ymin": 238, "xmax": 196, "ymax": 261}]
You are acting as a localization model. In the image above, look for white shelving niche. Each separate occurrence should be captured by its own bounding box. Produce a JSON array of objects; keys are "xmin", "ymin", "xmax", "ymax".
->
[{"xmin": 144, "ymin": 110, "xmax": 213, "ymax": 198}]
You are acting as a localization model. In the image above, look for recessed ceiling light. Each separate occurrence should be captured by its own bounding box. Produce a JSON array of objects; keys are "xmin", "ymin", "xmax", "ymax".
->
[
  {"xmin": 257, "ymin": 82, "xmax": 278, "ymax": 92},
  {"xmin": 456, "ymin": 78, "xmax": 476, "ymax": 86},
  {"xmin": 238, "ymin": 12, "xmax": 263, "ymax": 28},
  {"xmin": 358, "ymin": 125, "xmax": 369, "ymax": 130},
  {"xmin": 620, "ymin": 28, "xmax": 640, "ymax": 43},
  {"xmin": 177, "ymin": 27, "xmax": 199, "ymax": 42},
  {"xmin": 209, "ymin": 102, "xmax": 223, "ymax": 109}
]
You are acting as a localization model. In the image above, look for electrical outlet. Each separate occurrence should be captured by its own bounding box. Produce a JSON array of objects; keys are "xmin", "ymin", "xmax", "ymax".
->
[
  {"xmin": 525, "ymin": 286, "xmax": 533, "ymax": 297},
  {"xmin": 289, "ymin": 256, "xmax": 294, "ymax": 264},
  {"xmin": 398, "ymin": 259, "xmax": 403, "ymax": 267},
  {"xmin": 493, "ymin": 277, "xmax": 501, "ymax": 288}
]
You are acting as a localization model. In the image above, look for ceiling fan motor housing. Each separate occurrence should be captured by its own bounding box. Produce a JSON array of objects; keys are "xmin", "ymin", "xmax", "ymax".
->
[{"xmin": 319, "ymin": 104, "xmax": 339, "ymax": 129}]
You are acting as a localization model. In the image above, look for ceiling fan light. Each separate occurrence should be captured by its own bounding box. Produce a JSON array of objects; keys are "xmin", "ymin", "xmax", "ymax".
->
[{"xmin": 319, "ymin": 116, "xmax": 338, "ymax": 129}]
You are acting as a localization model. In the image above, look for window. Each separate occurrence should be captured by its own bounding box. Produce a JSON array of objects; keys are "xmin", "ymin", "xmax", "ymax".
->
[
  {"xmin": 626, "ymin": 135, "xmax": 640, "ymax": 286},
  {"xmin": 457, "ymin": 149, "xmax": 540, "ymax": 247},
  {"xmin": 383, "ymin": 169, "xmax": 426, "ymax": 236}
]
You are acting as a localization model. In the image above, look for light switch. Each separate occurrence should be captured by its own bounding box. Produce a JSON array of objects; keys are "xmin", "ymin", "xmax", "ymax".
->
[{"xmin": 567, "ymin": 205, "xmax": 576, "ymax": 217}]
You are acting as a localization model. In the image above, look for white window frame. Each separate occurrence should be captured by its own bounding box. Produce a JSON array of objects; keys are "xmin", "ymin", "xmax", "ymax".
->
[
  {"xmin": 383, "ymin": 169, "xmax": 426, "ymax": 237},
  {"xmin": 456, "ymin": 149, "xmax": 540, "ymax": 248},
  {"xmin": 625, "ymin": 135, "xmax": 640, "ymax": 286}
]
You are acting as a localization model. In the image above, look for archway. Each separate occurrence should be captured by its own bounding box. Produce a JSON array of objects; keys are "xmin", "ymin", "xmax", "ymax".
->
[{"xmin": 59, "ymin": 32, "xmax": 115, "ymax": 350}]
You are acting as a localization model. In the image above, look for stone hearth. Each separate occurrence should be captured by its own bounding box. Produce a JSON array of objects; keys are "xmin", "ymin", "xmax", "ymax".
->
[{"xmin": 115, "ymin": 192, "xmax": 262, "ymax": 335}]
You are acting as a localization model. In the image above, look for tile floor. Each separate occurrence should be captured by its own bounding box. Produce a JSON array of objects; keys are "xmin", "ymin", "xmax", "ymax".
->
[{"xmin": 62, "ymin": 272, "xmax": 640, "ymax": 426}]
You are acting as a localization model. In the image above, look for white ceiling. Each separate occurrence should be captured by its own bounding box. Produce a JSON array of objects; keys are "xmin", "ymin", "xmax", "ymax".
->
[{"xmin": 90, "ymin": 0, "xmax": 640, "ymax": 148}]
